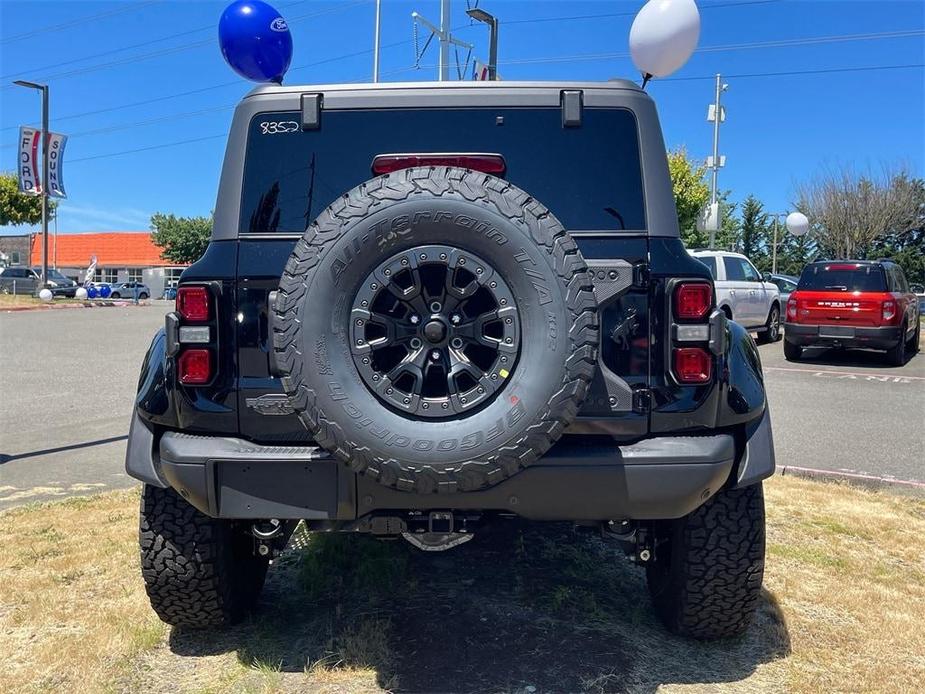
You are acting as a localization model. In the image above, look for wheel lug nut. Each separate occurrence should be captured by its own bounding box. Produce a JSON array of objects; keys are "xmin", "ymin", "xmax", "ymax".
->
[
  {"xmin": 451, "ymin": 314, "xmax": 461, "ymax": 324},
  {"xmin": 431, "ymin": 350, "xmax": 441, "ymax": 360},
  {"xmin": 410, "ymin": 314, "xmax": 420, "ymax": 324}
]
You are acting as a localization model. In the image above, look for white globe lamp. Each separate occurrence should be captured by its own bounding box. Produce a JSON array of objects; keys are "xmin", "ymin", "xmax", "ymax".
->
[
  {"xmin": 786, "ymin": 212, "xmax": 810, "ymax": 237},
  {"xmin": 629, "ymin": 0, "xmax": 701, "ymax": 83},
  {"xmin": 39, "ymin": 288, "xmax": 53, "ymax": 303}
]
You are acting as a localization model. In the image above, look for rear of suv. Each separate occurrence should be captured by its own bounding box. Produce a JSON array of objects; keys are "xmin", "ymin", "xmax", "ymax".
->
[
  {"xmin": 126, "ymin": 81, "xmax": 775, "ymax": 639},
  {"xmin": 784, "ymin": 259, "xmax": 920, "ymax": 365}
]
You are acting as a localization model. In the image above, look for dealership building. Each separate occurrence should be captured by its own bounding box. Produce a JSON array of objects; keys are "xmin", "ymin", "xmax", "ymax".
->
[{"xmin": 0, "ymin": 232, "xmax": 187, "ymax": 297}]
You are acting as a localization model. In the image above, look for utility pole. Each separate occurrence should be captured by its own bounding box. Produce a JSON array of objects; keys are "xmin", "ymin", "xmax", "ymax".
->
[
  {"xmin": 413, "ymin": 0, "xmax": 472, "ymax": 81},
  {"xmin": 706, "ymin": 74, "xmax": 728, "ymax": 248},
  {"xmin": 372, "ymin": 0, "xmax": 382, "ymax": 82},
  {"xmin": 14, "ymin": 79, "xmax": 50, "ymax": 288}
]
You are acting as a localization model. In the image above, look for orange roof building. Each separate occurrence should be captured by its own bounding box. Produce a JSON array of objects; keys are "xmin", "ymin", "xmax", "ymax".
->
[{"xmin": 30, "ymin": 231, "xmax": 177, "ymax": 268}]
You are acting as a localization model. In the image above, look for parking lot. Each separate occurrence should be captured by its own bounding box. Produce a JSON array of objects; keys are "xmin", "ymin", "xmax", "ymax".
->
[{"xmin": 1, "ymin": 305, "xmax": 922, "ymax": 511}]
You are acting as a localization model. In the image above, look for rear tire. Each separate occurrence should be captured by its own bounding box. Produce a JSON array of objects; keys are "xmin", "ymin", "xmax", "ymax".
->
[
  {"xmin": 784, "ymin": 339, "xmax": 802, "ymax": 361},
  {"xmin": 886, "ymin": 322, "xmax": 907, "ymax": 366},
  {"xmin": 756, "ymin": 305, "xmax": 781, "ymax": 344},
  {"xmin": 139, "ymin": 485, "xmax": 269, "ymax": 628},
  {"xmin": 907, "ymin": 319, "xmax": 920, "ymax": 355},
  {"xmin": 139, "ymin": 292, "xmax": 149, "ymax": 300},
  {"xmin": 646, "ymin": 483, "xmax": 766, "ymax": 639}
]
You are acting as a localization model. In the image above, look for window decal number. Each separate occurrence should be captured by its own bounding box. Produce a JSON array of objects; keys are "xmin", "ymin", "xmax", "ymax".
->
[{"xmin": 259, "ymin": 120, "xmax": 299, "ymax": 135}]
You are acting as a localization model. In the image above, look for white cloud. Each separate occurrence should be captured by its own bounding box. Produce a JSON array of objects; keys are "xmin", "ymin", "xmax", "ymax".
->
[{"xmin": 55, "ymin": 203, "xmax": 152, "ymax": 231}]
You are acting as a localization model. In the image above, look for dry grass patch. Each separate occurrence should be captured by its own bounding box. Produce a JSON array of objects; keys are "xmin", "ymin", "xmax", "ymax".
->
[{"xmin": 1, "ymin": 476, "xmax": 924, "ymax": 693}]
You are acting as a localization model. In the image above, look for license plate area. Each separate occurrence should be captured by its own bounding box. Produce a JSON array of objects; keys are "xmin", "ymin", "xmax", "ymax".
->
[{"xmin": 819, "ymin": 325, "xmax": 856, "ymax": 338}]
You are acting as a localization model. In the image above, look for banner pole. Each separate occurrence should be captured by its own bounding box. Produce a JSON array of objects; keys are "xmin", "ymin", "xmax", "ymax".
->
[{"xmin": 41, "ymin": 85, "xmax": 49, "ymax": 289}]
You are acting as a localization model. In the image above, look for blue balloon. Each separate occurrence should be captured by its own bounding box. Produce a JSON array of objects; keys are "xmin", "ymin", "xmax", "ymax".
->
[
  {"xmin": 99, "ymin": 284, "xmax": 112, "ymax": 298},
  {"xmin": 219, "ymin": 1, "xmax": 293, "ymax": 83},
  {"xmin": 87, "ymin": 286, "xmax": 98, "ymax": 299}
]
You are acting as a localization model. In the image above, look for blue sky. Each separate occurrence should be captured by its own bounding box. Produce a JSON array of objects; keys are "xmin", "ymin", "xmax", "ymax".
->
[{"xmin": 1, "ymin": 0, "xmax": 923, "ymax": 235}]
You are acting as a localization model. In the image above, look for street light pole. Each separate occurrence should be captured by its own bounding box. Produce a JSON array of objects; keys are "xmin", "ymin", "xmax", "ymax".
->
[
  {"xmin": 466, "ymin": 7, "xmax": 499, "ymax": 80},
  {"xmin": 14, "ymin": 79, "xmax": 50, "ymax": 288},
  {"xmin": 372, "ymin": 0, "xmax": 382, "ymax": 82}
]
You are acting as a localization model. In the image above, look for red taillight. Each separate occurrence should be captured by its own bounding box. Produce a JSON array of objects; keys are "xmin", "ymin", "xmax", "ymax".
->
[
  {"xmin": 178, "ymin": 349, "xmax": 211, "ymax": 385},
  {"xmin": 787, "ymin": 297, "xmax": 797, "ymax": 320},
  {"xmin": 882, "ymin": 300, "xmax": 896, "ymax": 321},
  {"xmin": 674, "ymin": 282, "xmax": 712, "ymax": 320},
  {"xmin": 673, "ymin": 347, "xmax": 712, "ymax": 384},
  {"xmin": 177, "ymin": 286, "xmax": 210, "ymax": 321},
  {"xmin": 372, "ymin": 153, "xmax": 506, "ymax": 176}
]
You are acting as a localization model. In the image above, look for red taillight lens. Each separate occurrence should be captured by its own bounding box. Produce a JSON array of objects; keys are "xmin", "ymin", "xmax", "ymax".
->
[
  {"xmin": 787, "ymin": 297, "xmax": 797, "ymax": 320},
  {"xmin": 178, "ymin": 349, "xmax": 211, "ymax": 385},
  {"xmin": 177, "ymin": 286, "xmax": 210, "ymax": 321},
  {"xmin": 673, "ymin": 347, "xmax": 712, "ymax": 384},
  {"xmin": 882, "ymin": 300, "xmax": 896, "ymax": 321},
  {"xmin": 674, "ymin": 282, "xmax": 712, "ymax": 320},
  {"xmin": 372, "ymin": 153, "xmax": 506, "ymax": 176}
]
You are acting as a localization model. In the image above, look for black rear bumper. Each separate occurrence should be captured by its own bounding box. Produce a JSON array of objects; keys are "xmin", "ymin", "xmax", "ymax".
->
[
  {"xmin": 785, "ymin": 322, "xmax": 901, "ymax": 350},
  {"xmin": 126, "ymin": 411, "xmax": 775, "ymax": 522}
]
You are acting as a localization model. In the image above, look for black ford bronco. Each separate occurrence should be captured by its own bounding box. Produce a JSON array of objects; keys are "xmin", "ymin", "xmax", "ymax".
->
[{"xmin": 127, "ymin": 81, "xmax": 775, "ymax": 639}]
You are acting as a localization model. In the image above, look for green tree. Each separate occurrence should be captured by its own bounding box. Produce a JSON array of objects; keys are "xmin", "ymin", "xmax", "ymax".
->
[
  {"xmin": 150, "ymin": 213, "xmax": 212, "ymax": 264},
  {"xmin": 667, "ymin": 148, "xmax": 710, "ymax": 246},
  {"xmin": 0, "ymin": 171, "xmax": 57, "ymax": 227}
]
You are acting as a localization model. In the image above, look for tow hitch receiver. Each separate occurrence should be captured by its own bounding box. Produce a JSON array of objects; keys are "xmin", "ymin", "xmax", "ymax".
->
[{"xmin": 401, "ymin": 511, "xmax": 477, "ymax": 552}]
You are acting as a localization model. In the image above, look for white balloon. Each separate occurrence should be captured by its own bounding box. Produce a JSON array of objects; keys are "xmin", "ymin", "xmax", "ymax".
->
[
  {"xmin": 39, "ymin": 288, "xmax": 53, "ymax": 302},
  {"xmin": 786, "ymin": 212, "xmax": 810, "ymax": 237},
  {"xmin": 629, "ymin": 0, "xmax": 701, "ymax": 78},
  {"xmin": 76, "ymin": 287, "xmax": 88, "ymax": 300}
]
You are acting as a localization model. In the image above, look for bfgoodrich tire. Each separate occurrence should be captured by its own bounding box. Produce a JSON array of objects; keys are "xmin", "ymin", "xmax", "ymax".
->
[
  {"xmin": 139, "ymin": 485, "xmax": 269, "ymax": 628},
  {"xmin": 273, "ymin": 167, "xmax": 598, "ymax": 494},
  {"xmin": 645, "ymin": 483, "xmax": 766, "ymax": 639}
]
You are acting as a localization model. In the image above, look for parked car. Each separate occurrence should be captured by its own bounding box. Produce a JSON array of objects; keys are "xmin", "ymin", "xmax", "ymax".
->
[
  {"xmin": 161, "ymin": 287, "xmax": 177, "ymax": 301},
  {"xmin": 910, "ymin": 282, "xmax": 925, "ymax": 314},
  {"xmin": 689, "ymin": 250, "xmax": 782, "ymax": 343},
  {"xmin": 784, "ymin": 260, "xmax": 920, "ymax": 365},
  {"xmin": 765, "ymin": 273, "xmax": 799, "ymax": 306},
  {"xmin": 108, "ymin": 282, "xmax": 151, "ymax": 300},
  {"xmin": 32, "ymin": 267, "xmax": 78, "ymax": 297},
  {"xmin": 0, "ymin": 266, "xmax": 41, "ymax": 295},
  {"xmin": 127, "ymin": 79, "xmax": 775, "ymax": 639}
]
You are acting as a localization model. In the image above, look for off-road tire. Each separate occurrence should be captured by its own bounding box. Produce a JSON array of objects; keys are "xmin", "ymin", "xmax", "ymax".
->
[
  {"xmin": 783, "ymin": 339, "xmax": 801, "ymax": 362},
  {"xmin": 886, "ymin": 322, "xmax": 907, "ymax": 366},
  {"xmin": 645, "ymin": 483, "xmax": 766, "ymax": 639},
  {"xmin": 139, "ymin": 484, "xmax": 269, "ymax": 628},
  {"xmin": 273, "ymin": 166, "xmax": 598, "ymax": 494},
  {"xmin": 756, "ymin": 305, "xmax": 781, "ymax": 344}
]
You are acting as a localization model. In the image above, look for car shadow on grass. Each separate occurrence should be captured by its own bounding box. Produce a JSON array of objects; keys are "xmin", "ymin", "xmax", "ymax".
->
[{"xmin": 169, "ymin": 523, "xmax": 790, "ymax": 693}]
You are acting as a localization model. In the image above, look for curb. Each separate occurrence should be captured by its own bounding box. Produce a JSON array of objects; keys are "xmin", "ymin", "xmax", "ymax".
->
[
  {"xmin": 778, "ymin": 465, "xmax": 925, "ymax": 496},
  {"xmin": 2, "ymin": 301, "xmax": 150, "ymax": 313}
]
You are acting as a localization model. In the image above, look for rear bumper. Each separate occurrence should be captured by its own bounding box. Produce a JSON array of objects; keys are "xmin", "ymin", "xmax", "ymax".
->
[
  {"xmin": 785, "ymin": 322, "xmax": 901, "ymax": 350},
  {"xmin": 127, "ymin": 411, "xmax": 776, "ymax": 522}
]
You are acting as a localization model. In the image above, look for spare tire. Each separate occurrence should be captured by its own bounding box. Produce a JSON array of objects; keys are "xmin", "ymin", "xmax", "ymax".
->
[{"xmin": 272, "ymin": 167, "xmax": 598, "ymax": 494}]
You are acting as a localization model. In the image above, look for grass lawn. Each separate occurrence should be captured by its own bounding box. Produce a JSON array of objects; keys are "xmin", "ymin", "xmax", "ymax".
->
[{"xmin": 1, "ymin": 475, "xmax": 923, "ymax": 693}]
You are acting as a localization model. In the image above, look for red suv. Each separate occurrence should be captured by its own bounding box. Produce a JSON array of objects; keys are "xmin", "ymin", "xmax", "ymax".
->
[{"xmin": 784, "ymin": 260, "xmax": 920, "ymax": 365}]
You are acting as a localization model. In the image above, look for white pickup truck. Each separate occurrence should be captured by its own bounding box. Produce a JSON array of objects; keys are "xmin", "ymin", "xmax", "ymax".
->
[{"xmin": 689, "ymin": 250, "xmax": 782, "ymax": 344}]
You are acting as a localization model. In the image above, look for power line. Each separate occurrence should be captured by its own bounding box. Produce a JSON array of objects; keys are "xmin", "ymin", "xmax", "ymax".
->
[
  {"xmin": 494, "ymin": 0, "xmax": 780, "ymax": 26},
  {"xmin": 58, "ymin": 62, "xmax": 922, "ymax": 167},
  {"xmin": 1, "ymin": 1, "xmax": 310, "ymax": 81},
  {"xmin": 1, "ymin": 1, "xmax": 370, "ymax": 88},
  {"xmin": 1, "ymin": 1, "xmax": 161, "ymax": 45}
]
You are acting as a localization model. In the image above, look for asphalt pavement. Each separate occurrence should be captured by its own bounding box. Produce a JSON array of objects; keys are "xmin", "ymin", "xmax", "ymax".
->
[{"xmin": 1, "ymin": 305, "xmax": 923, "ymax": 511}]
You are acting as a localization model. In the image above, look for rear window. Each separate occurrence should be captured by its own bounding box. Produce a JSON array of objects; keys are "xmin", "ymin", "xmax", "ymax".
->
[
  {"xmin": 240, "ymin": 107, "xmax": 645, "ymax": 233},
  {"xmin": 797, "ymin": 264, "xmax": 886, "ymax": 292}
]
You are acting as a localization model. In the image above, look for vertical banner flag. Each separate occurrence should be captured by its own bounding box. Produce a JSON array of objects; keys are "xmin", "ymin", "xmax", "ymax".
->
[
  {"xmin": 18, "ymin": 126, "xmax": 41, "ymax": 195},
  {"xmin": 84, "ymin": 255, "xmax": 98, "ymax": 287},
  {"xmin": 47, "ymin": 132, "xmax": 68, "ymax": 198}
]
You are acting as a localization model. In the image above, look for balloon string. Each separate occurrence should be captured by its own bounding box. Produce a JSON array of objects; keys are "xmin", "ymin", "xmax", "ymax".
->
[{"xmin": 641, "ymin": 73, "xmax": 652, "ymax": 89}]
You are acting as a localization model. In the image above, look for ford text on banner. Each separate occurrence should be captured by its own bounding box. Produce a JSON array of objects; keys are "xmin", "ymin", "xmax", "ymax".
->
[
  {"xmin": 47, "ymin": 132, "xmax": 68, "ymax": 199},
  {"xmin": 18, "ymin": 126, "xmax": 41, "ymax": 195}
]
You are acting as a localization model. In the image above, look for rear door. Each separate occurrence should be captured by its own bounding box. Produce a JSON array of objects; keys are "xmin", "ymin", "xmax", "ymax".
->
[
  {"xmin": 722, "ymin": 256, "xmax": 759, "ymax": 325},
  {"xmin": 234, "ymin": 103, "xmax": 652, "ymax": 442}
]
